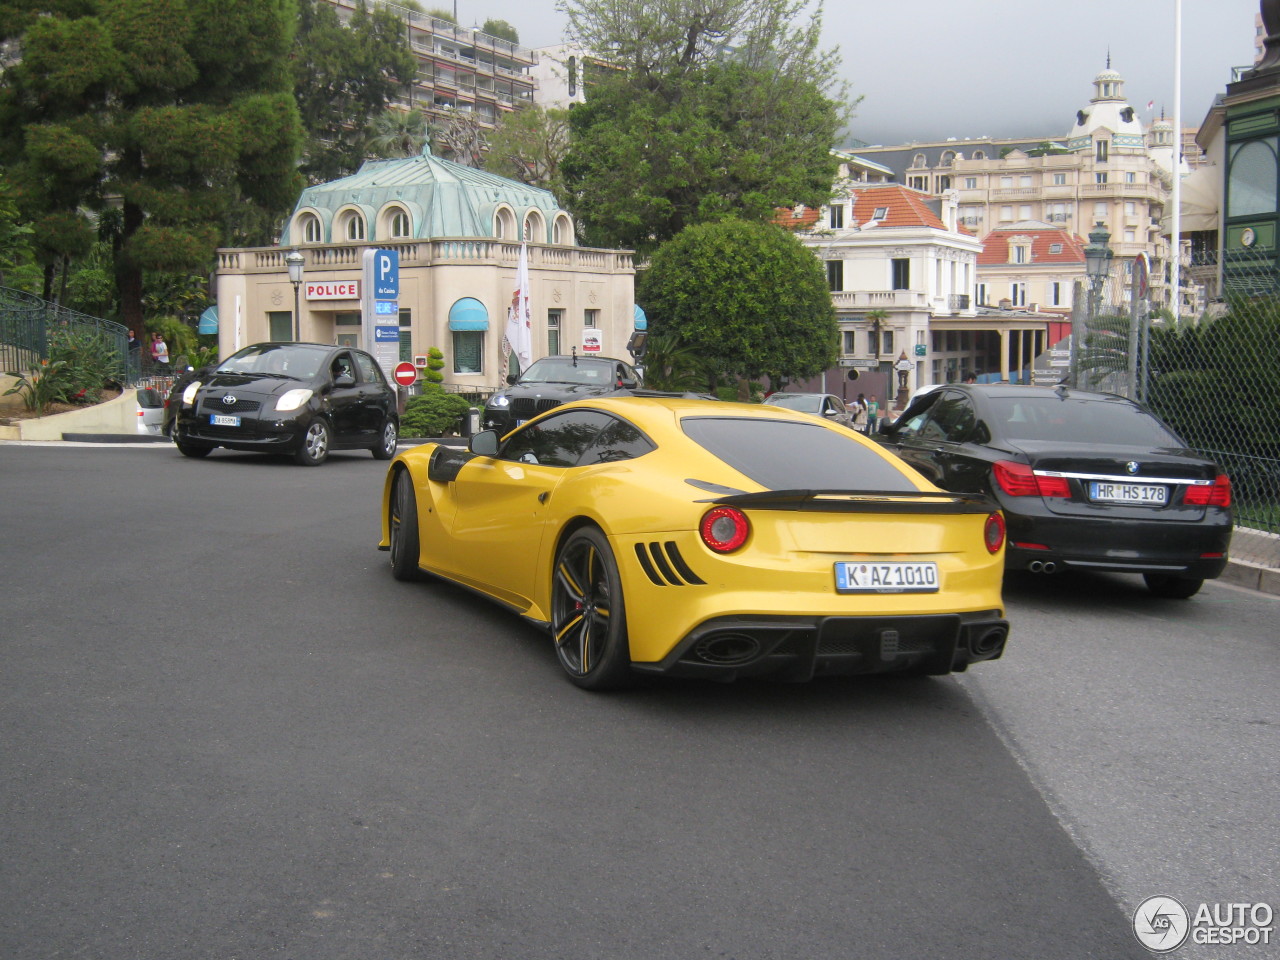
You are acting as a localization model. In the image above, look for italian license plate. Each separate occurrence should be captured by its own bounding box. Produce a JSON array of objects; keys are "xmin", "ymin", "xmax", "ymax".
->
[
  {"xmin": 1089, "ymin": 481, "xmax": 1167, "ymax": 505},
  {"xmin": 835, "ymin": 561, "xmax": 939, "ymax": 594},
  {"xmin": 210, "ymin": 414, "xmax": 240, "ymax": 427}
]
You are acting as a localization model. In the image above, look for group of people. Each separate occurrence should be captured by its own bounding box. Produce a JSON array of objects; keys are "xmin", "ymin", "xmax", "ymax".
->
[
  {"xmin": 850, "ymin": 393, "xmax": 881, "ymax": 434},
  {"xmin": 126, "ymin": 329, "xmax": 170, "ymax": 372}
]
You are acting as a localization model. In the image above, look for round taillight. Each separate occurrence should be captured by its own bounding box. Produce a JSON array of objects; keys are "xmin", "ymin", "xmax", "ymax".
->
[
  {"xmin": 701, "ymin": 506, "xmax": 750, "ymax": 553},
  {"xmin": 984, "ymin": 512, "xmax": 1006, "ymax": 554}
]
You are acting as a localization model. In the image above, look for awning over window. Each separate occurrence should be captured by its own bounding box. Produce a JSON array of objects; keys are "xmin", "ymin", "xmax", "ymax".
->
[
  {"xmin": 633, "ymin": 304, "xmax": 647, "ymax": 330},
  {"xmin": 448, "ymin": 297, "xmax": 489, "ymax": 331},
  {"xmin": 197, "ymin": 305, "xmax": 218, "ymax": 334}
]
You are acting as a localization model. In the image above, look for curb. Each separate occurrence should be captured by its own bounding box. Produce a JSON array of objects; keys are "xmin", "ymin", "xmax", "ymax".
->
[
  {"xmin": 62, "ymin": 433, "xmax": 172, "ymax": 444},
  {"xmin": 1220, "ymin": 559, "xmax": 1280, "ymax": 597}
]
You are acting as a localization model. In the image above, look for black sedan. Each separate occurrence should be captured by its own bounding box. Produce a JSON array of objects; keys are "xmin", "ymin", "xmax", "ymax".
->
[
  {"xmin": 173, "ymin": 342, "xmax": 399, "ymax": 466},
  {"xmin": 484, "ymin": 354, "xmax": 640, "ymax": 436},
  {"xmin": 876, "ymin": 384, "xmax": 1232, "ymax": 598}
]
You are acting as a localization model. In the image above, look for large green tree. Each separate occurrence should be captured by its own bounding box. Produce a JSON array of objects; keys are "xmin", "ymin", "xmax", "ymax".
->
[
  {"xmin": 293, "ymin": 0, "xmax": 417, "ymax": 184},
  {"xmin": 482, "ymin": 105, "xmax": 571, "ymax": 202},
  {"xmin": 558, "ymin": 0, "xmax": 846, "ymax": 254},
  {"xmin": 637, "ymin": 218, "xmax": 837, "ymax": 388},
  {"xmin": 0, "ymin": 0, "xmax": 303, "ymax": 328},
  {"xmin": 564, "ymin": 62, "xmax": 840, "ymax": 253}
]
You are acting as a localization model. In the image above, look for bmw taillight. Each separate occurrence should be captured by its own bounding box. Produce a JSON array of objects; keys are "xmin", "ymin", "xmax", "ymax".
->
[
  {"xmin": 1184, "ymin": 474, "xmax": 1232, "ymax": 508},
  {"xmin": 984, "ymin": 512, "xmax": 1006, "ymax": 554},
  {"xmin": 700, "ymin": 506, "xmax": 750, "ymax": 553},
  {"xmin": 993, "ymin": 460, "xmax": 1070, "ymax": 498}
]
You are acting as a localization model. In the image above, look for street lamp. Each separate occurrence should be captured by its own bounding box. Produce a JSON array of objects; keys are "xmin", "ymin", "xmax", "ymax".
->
[
  {"xmin": 285, "ymin": 249, "xmax": 305, "ymax": 342},
  {"xmin": 1074, "ymin": 222, "xmax": 1113, "ymax": 388}
]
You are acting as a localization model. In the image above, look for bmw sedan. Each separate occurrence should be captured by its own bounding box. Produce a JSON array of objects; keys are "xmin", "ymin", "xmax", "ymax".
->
[
  {"xmin": 483, "ymin": 354, "xmax": 641, "ymax": 436},
  {"xmin": 173, "ymin": 342, "xmax": 399, "ymax": 465},
  {"xmin": 876, "ymin": 383, "xmax": 1232, "ymax": 598},
  {"xmin": 380, "ymin": 395, "xmax": 1009, "ymax": 689}
]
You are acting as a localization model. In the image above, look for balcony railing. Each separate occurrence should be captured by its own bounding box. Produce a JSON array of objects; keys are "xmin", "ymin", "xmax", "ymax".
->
[{"xmin": 217, "ymin": 241, "xmax": 634, "ymax": 275}]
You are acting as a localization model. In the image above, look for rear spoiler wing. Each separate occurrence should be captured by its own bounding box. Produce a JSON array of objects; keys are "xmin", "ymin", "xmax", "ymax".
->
[{"xmin": 711, "ymin": 489, "xmax": 997, "ymax": 515}]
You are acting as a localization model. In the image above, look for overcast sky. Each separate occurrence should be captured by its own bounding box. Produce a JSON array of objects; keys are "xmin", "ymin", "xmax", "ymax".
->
[{"xmin": 456, "ymin": 0, "xmax": 1262, "ymax": 144}]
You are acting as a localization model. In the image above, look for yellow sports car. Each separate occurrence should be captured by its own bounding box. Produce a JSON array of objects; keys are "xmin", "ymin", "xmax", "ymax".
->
[{"xmin": 378, "ymin": 395, "xmax": 1009, "ymax": 689}]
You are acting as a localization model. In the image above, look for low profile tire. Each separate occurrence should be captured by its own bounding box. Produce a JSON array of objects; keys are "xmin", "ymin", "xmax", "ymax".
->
[
  {"xmin": 551, "ymin": 526, "xmax": 632, "ymax": 690},
  {"xmin": 176, "ymin": 441, "xmax": 213, "ymax": 458},
  {"xmin": 1144, "ymin": 574, "xmax": 1204, "ymax": 599},
  {"xmin": 388, "ymin": 469, "xmax": 422, "ymax": 581},
  {"xmin": 372, "ymin": 418, "xmax": 398, "ymax": 460},
  {"xmin": 295, "ymin": 419, "xmax": 331, "ymax": 466}
]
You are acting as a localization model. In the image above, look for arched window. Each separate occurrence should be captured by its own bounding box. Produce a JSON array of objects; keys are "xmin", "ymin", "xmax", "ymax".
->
[
  {"xmin": 494, "ymin": 207, "xmax": 516, "ymax": 240},
  {"xmin": 344, "ymin": 213, "xmax": 366, "ymax": 241},
  {"xmin": 912, "ymin": 153, "xmax": 927, "ymax": 168},
  {"xmin": 523, "ymin": 211, "xmax": 545, "ymax": 243},
  {"xmin": 973, "ymin": 150, "xmax": 986, "ymax": 160},
  {"xmin": 302, "ymin": 214, "xmax": 322, "ymax": 244},
  {"xmin": 941, "ymin": 151, "xmax": 956, "ymax": 167},
  {"xmin": 389, "ymin": 210, "xmax": 411, "ymax": 238},
  {"xmin": 552, "ymin": 214, "xmax": 574, "ymax": 245}
]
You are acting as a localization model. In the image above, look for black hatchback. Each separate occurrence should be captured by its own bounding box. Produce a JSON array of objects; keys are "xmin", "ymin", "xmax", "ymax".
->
[
  {"xmin": 173, "ymin": 342, "xmax": 399, "ymax": 466},
  {"xmin": 876, "ymin": 384, "xmax": 1232, "ymax": 598}
]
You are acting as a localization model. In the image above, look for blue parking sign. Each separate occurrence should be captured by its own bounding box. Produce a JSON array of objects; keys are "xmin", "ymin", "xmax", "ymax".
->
[{"xmin": 374, "ymin": 250, "xmax": 399, "ymax": 298}]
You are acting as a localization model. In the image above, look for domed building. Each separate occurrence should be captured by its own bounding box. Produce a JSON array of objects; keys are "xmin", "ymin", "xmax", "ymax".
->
[{"xmin": 213, "ymin": 147, "xmax": 638, "ymax": 390}]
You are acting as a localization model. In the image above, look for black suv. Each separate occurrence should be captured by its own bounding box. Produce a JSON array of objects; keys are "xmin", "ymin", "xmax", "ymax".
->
[{"xmin": 484, "ymin": 355, "xmax": 641, "ymax": 436}]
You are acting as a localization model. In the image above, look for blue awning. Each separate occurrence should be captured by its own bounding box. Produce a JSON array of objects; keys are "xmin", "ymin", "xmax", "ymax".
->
[
  {"xmin": 448, "ymin": 297, "xmax": 489, "ymax": 331},
  {"xmin": 633, "ymin": 304, "xmax": 647, "ymax": 330},
  {"xmin": 197, "ymin": 305, "xmax": 218, "ymax": 334}
]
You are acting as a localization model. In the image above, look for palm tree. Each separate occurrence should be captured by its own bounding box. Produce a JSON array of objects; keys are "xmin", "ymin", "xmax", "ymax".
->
[{"xmin": 366, "ymin": 107, "xmax": 430, "ymax": 160}]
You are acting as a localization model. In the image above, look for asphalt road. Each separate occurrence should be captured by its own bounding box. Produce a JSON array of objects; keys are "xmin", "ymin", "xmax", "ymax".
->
[{"xmin": 1, "ymin": 443, "xmax": 1275, "ymax": 960}]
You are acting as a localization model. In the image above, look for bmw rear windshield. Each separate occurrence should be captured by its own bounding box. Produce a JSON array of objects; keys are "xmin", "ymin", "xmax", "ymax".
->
[
  {"xmin": 681, "ymin": 417, "xmax": 921, "ymax": 491},
  {"xmin": 989, "ymin": 396, "xmax": 1185, "ymax": 446}
]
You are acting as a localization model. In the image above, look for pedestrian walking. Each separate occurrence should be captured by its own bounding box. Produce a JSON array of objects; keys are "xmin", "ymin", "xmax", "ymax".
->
[
  {"xmin": 866, "ymin": 395, "xmax": 880, "ymax": 433},
  {"xmin": 852, "ymin": 394, "xmax": 868, "ymax": 433},
  {"xmin": 151, "ymin": 332, "xmax": 169, "ymax": 371}
]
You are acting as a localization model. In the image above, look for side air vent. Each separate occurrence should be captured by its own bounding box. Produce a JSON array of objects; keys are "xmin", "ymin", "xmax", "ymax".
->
[{"xmin": 633, "ymin": 541, "xmax": 707, "ymax": 586}]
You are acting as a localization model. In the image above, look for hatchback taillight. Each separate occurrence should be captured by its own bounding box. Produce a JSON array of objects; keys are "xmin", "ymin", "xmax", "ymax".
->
[
  {"xmin": 984, "ymin": 512, "xmax": 1006, "ymax": 554},
  {"xmin": 993, "ymin": 461, "xmax": 1070, "ymax": 498},
  {"xmin": 1184, "ymin": 474, "xmax": 1232, "ymax": 508},
  {"xmin": 700, "ymin": 506, "xmax": 750, "ymax": 553}
]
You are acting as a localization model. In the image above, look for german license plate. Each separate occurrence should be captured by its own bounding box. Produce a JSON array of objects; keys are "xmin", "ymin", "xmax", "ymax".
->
[
  {"xmin": 1089, "ymin": 481, "xmax": 1167, "ymax": 505},
  {"xmin": 835, "ymin": 561, "xmax": 939, "ymax": 594},
  {"xmin": 210, "ymin": 414, "xmax": 240, "ymax": 427}
]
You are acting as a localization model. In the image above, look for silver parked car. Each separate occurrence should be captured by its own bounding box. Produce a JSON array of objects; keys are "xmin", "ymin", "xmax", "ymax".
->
[{"xmin": 762, "ymin": 392, "xmax": 856, "ymax": 430}]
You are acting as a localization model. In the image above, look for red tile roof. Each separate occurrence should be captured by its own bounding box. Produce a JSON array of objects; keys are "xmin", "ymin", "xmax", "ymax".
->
[
  {"xmin": 977, "ymin": 226, "xmax": 1086, "ymax": 266},
  {"xmin": 848, "ymin": 185, "xmax": 947, "ymax": 230}
]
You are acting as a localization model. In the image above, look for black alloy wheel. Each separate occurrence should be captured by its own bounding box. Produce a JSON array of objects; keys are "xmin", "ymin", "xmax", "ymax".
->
[
  {"xmin": 373, "ymin": 418, "xmax": 398, "ymax": 460},
  {"xmin": 295, "ymin": 418, "xmax": 331, "ymax": 466},
  {"xmin": 550, "ymin": 527, "xmax": 632, "ymax": 690},
  {"xmin": 1144, "ymin": 573, "xmax": 1204, "ymax": 599},
  {"xmin": 388, "ymin": 469, "xmax": 422, "ymax": 581}
]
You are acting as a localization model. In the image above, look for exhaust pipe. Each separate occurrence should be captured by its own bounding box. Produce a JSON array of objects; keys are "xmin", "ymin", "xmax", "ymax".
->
[
  {"xmin": 969, "ymin": 625, "xmax": 1008, "ymax": 659},
  {"xmin": 1029, "ymin": 560, "xmax": 1043, "ymax": 573},
  {"xmin": 1041, "ymin": 561, "xmax": 1056, "ymax": 574}
]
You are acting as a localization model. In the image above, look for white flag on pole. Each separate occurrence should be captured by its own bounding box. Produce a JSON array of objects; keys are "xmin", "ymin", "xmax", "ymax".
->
[{"xmin": 504, "ymin": 242, "xmax": 533, "ymax": 371}]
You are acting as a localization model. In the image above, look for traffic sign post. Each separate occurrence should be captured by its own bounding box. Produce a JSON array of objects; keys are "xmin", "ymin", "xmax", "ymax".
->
[
  {"xmin": 393, "ymin": 362, "xmax": 418, "ymax": 386},
  {"xmin": 362, "ymin": 249, "xmax": 401, "ymax": 381}
]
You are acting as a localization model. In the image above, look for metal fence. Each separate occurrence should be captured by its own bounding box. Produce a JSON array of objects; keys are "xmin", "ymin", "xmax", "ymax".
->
[
  {"xmin": 0, "ymin": 285, "xmax": 136, "ymax": 382},
  {"xmin": 1063, "ymin": 256, "xmax": 1280, "ymax": 569}
]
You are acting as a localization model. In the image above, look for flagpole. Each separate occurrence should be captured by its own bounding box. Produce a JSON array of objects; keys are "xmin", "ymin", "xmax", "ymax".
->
[{"xmin": 1171, "ymin": 0, "xmax": 1183, "ymax": 323}]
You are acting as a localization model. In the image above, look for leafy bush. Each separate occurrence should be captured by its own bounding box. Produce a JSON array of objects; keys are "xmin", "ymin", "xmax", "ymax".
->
[
  {"xmin": 421, "ymin": 346, "xmax": 444, "ymax": 392},
  {"xmin": 48, "ymin": 328, "xmax": 124, "ymax": 402},
  {"xmin": 400, "ymin": 391, "xmax": 472, "ymax": 437},
  {"xmin": 4, "ymin": 359, "xmax": 70, "ymax": 412}
]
